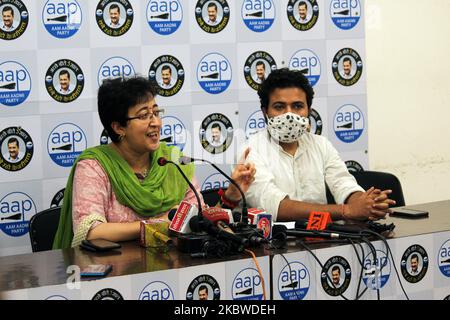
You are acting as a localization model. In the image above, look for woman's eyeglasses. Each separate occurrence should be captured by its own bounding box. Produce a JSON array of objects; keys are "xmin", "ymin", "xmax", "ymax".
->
[{"xmin": 126, "ymin": 108, "xmax": 165, "ymax": 122}]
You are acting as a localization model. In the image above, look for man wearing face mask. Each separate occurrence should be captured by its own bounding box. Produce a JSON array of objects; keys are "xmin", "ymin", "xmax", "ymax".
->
[{"xmin": 240, "ymin": 68, "xmax": 395, "ymax": 222}]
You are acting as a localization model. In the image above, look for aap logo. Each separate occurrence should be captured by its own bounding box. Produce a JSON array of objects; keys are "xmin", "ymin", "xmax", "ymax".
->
[
  {"xmin": 146, "ymin": 0, "xmax": 183, "ymax": 35},
  {"xmin": 139, "ymin": 280, "xmax": 175, "ymax": 300},
  {"xmin": 437, "ymin": 239, "xmax": 450, "ymax": 278},
  {"xmin": 278, "ymin": 261, "xmax": 310, "ymax": 300},
  {"xmin": 362, "ymin": 249, "xmax": 390, "ymax": 290},
  {"xmin": 232, "ymin": 267, "xmax": 263, "ymax": 300},
  {"xmin": 42, "ymin": 0, "xmax": 82, "ymax": 39},
  {"xmin": 0, "ymin": 0, "xmax": 29, "ymax": 40},
  {"xmin": 201, "ymin": 172, "xmax": 230, "ymax": 191},
  {"xmin": 0, "ymin": 61, "xmax": 31, "ymax": 107},
  {"xmin": 0, "ymin": 192, "xmax": 36, "ymax": 237},
  {"xmin": 289, "ymin": 49, "xmax": 321, "ymax": 87},
  {"xmin": 160, "ymin": 115, "xmax": 187, "ymax": 151},
  {"xmin": 47, "ymin": 122, "xmax": 87, "ymax": 167},
  {"xmin": 197, "ymin": 52, "xmax": 232, "ymax": 94},
  {"xmin": 333, "ymin": 104, "xmax": 364, "ymax": 143},
  {"xmin": 245, "ymin": 110, "xmax": 266, "ymax": 139},
  {"xmin": 97, "ymin": 56, "xmax": 135, "ymax": 86},
  {"xmin": 330, "ymin": 0, "xmax": 361, "ymax": 30},
  {"xmin": 241, "ymin": 0, "xmax": 275, "ymax": 33}
]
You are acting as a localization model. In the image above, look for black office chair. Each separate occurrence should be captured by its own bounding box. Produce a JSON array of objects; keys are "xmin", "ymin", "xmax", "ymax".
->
[
  {"xmin": 29, "ymin": 206, "xmax": 61, "ymax": 252},
  {"xmin": 200, "ymin": 187, "xmax": 227, "ymax": 207},
  {"xmin": 326, "ymin": 170, "xmax": 405, "ymax": 207}
]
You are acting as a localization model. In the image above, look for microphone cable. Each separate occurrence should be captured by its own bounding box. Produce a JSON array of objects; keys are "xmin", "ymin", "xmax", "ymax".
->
[
  {"xmin": 277, "ymin": 252, "xmax": 301, "ymax": 301},
  {"xmin": 347, "ymin": 238, "xmax": 368, "ymax": 300},
  {"xmin": 244, "ymin": 249, "xmax": 267, "ymax": 300}
]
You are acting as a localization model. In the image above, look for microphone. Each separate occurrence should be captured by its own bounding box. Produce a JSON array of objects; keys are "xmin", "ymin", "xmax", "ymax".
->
[
  {"xmin": 179, "ymin": 156, "xmax": 249, "ymax": 225},
  {"xmin": 272, "ymin": 224, "xmax": 363, "ymax": 240},
  {"xmin": 168, "ymin": 201, "xmax": 198, "ymax": 234},
  {"xmin": 157, "ymin": 157, "xmax": 203, "ymax": 221}
]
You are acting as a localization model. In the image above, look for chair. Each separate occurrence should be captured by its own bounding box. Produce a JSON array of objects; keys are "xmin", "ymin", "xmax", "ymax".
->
[
  {"xmin": 29, "ymin": 206, "xmax": 61, "ymax": 252},
  {"xmin": 200, "ymin": 187, "xmax": 226, "ymax": 207},
  {"xmin": 326, "ymin": 170, "xmax": 405, "ymax": 207}
]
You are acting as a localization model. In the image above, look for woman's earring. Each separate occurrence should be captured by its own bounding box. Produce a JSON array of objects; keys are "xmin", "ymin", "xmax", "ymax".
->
[{"xmin": 118, "ymin": 134, "xmax": 125, "ymax": 142}]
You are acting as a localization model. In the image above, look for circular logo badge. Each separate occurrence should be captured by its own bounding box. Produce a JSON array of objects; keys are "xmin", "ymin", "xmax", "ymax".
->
[
  {"xmin": 289, "ymin": 49, "xmax": 321, "ymax": 86},
  {"xmin": 98, "ymin": 56, "xmax": 135, "ymax": 86},
  {"xmin": 186, "ymin": 274, "xmax": 221, "ymax": 300},
  {"xmin": 321, "ymin": 256, "xmax": 351, "ymax": 296},
  {"xmin": 278, "ymin": 261, "xmax": 310, "ymax": 300},
  {"xmin": 148, "ymin": 55, "xmax": 184, "ymax": 97},
  {"xmin": 92, "ymin": 288, "xmax": 124, "ymax": 300},
  {"xmin": 345, "ymin": 160, "xmax": 364, "ymax": 172},
  {"xmin": 332, "ymin": 48, "xmax": 363, "ymax": 86},
  {"xmin": 146, "ymin": 0, "xmax": 183, "ymax": 35},
  {"xmin": 438, "ymin": 239, "xmax": 450, "ymax": 278},
  {"xmin": 197, "ymin": 52, "xmax": 232, "ymax": 94},
  {"xmin": 232, "ymin": 267, "xmax": 263, "ymax": 300},
  {"xmin": 287, "ymin": 0, "xmax": 319, "ymax": 31},
  {"xmin": 199, "ymin": 113, "xmax": 233, "ymax": 154},
  {"xmin": 308, "ymin": 108, "xmax": 322, "ymax": 135},
  {"xmin": 329, "ymin": 0, "xmax": 361, "ymax": 30},
  {"xmin": 245, "ymin": 110, "xmax": 266, "ymax": 139},
  {"xmin": 0, "ymin": 61, "xmax": 31, "ymax": 107},
  {"xmin": 0, "ymin": 192, "xmax": 36, "ymax": 237},
  {"xmin": 45, "ymin": 295, "xmax": 68, "ymax": 300},
  {"xmin": 95, "ymin": 0, "xmax": 133, "ymax": 37},
  {"xmin": 42, "ymin": 0, "xmax": 82, "ymax": 39},
  {"xmin": 100, "ymin": 129, "xmax": 110, "ymax": 145},
  {"xmin": 362, "ymin": 249, "xmax": 390, "ymax": 290},
  {"xmin": 201, "ymin": 172, "xmax": 229, "ymax": 191},
  {"xmin": 0, "ymin": 126, "xmax": 33, "ymax": 172},
  {"xmin": 401, "ymin": 244, "xmax": 429, "ymax": 283},
  {"xmin": 45, "ymin": 59, "xmax": 84, "ymax": 103},
  {"xmin": 50, "ymin": 188, "xmax": 65, "ymax": 208},
  {"xmin": 195, "ymin": 0, "xmax": 230, "ymax": 34},
  {"xmin": 334, "ymin": 104, "xmax": 364, "ymax": 143},
  {"xmin": 241, "ymin": 0, "xmax": 275, "ymax": 33},
  {"xmin": 244, "ymin": 51, "xmax": 277, "ymax": 91},
  {"xmin": 0, "ymin": 0, "xmax": 28, "ymax": 40},
  {"xmin": 139, "ymin": 280, "xmax": 175, "ymax": 300},
  {"xmin": 160, "ymin": 115, "xmax": 187, "ymax": 151},
  {"xmin": 47, "ymin": 122, "xmax": 87, "ymax": 167}
]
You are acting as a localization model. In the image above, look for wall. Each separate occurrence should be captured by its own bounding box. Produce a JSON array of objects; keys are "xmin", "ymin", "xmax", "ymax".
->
[{"xmin": 365, "ymin": 0, "xmax": 450, "ymax": 204}]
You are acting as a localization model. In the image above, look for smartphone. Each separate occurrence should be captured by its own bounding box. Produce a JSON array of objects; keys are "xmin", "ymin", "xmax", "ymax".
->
[
  {"xmin": 80, "ymin": 264, "xmax": 113, "ymax": 277},
  {"xmin": 390, "ymin": 208, "xmax": 429, "ymax": 219},
  {"xmin": 80, "ymin": 239, "xmax": 121, "ymax": 252}
]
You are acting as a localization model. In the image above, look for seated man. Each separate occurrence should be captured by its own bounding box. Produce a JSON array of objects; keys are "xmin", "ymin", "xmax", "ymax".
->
[{"xmin": 240, "ymin": 68, "xmax": 395, "ymax": 222}]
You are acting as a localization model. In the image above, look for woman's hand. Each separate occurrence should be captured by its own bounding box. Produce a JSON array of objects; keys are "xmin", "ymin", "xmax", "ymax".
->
[{"xmin": 223, "ymin": 147, "xmax": 256, "ymax": 203}]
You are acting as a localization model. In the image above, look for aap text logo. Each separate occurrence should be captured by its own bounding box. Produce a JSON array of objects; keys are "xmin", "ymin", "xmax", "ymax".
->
[
  {"xmin": 139, "ymin": 280, "xmax": 175, "ymax": 300},
  {"xmin": 195, "ymin": 0, "xmax": 230, "ymax": 34},
  {"xmin": 244, "ymin": 51, "xmax": 277, "ymax": 91},
  {"xmin": 333, "ymin": 104, "xmax": 364, "ymax": 143},
  {"xmin": 332, "ymin": 48, "xmax": 363, "ymax": 86},
  {"xmin": 245, "ymin": 110, "xmax": 265, "ymax": 139},
  {"xmin": 287, "ymin": 0, "xmax": 319, "ymax": 32},
  {"xmin": 232, "ymin": 267, "xmax": 263, "ymax": 300},
  {"xmin": 149, "ymin": 55, "xmax": 184, "ymax": 97},
  {"xmin": 201, "ymin": 172, "xmax": 230, "ymax": 191},
  {"xmin": 42, "ymin": 0, "xmax": 82, "ymax": 39},
  {"xmin": 0, "ymin": 61, "xmax": 31, "ymax": 107},
  {"xmin": 47, "ymin": 123, "xmax": 87, "ymax": 167},
  {"xmin": 197, "ymin": 52, "xmax": 232, "ymax": 94},
  {"xmin": 330, "ymin": 0, "xmax": 361, "ymax": 30},
  {"xmin": 363, "ymin": 249, "xmax": 390, "ymax": 290},
  {"xmin": 289, "ymin": 49, "xmax": 321, "ymax": 87},
  {"xmin": 241, "ymin": 0, "xmax": 275, "ymax": 33},
  {"xmin": 96, "ymin": 0, "xmax": 134, "ymax": 37},
  {"xmin": 0, "ymin": 0, "xmax": 29, "ymax": 40},
  {"xmin": 278, "ymin": 261, "xmax": 310, "ymax": 300},
  {"xmin": 146, "ymin": 0, "xmax": 183, "ymax": 35},
  {"xmin": 186, "ymin": 274, "xmax": 221, "ymax": 300},
  {"xmin": 160, "ymin": 115, "xmax": 187, "ymax": 151},
  {"xmin": 0, "ymin": 126, "xmax": 34, "ymax": 172},
  {"xmin": 45, "ymin": 59, "xmax": 84, "ymax": 103},
  {"xmin": 437, "ymin": 239, "xmax": 450, "ymax": 278},
  {"xmin": 0, "ymin": 192, "xmax": 36, "ymax": 237},
  {"xmin": 98, "ymin": 56, "xmax": 135, "ymax": 86}
]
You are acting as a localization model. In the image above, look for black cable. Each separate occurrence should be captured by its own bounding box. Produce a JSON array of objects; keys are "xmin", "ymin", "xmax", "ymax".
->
[
  {"xmin": 360, "ymin": 236, "xmax": 381, "ymax": 300},
  {"xmin": 278, "ymin": 253, "xmax": 301, "ymax": 300},
  {"xmin": 348, "ymin": 239, "xmax": 367, "ymax": 300}
]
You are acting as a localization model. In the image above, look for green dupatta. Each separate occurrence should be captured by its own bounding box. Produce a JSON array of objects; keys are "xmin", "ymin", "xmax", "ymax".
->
[{"xmin": 52, "ymin": 143, "xmax": 194, "ymax": 249}]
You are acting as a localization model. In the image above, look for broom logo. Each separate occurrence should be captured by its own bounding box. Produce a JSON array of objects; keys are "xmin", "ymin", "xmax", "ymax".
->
[
  {"xmin": 146, "ymin": 0, "xmax": 183, "ymax": 36},
  {"xmin": 333, "ymin": 104, "xmax": 365, "ymax": 144},
  {"xmin": 278, "ymin": 261, "xmax": 311, "ymax": 300},
  {"xmin": 196, "ymin": 52, "xmax": 232, "ymax": 94},
  {"xmin": 0, "ymin": 191, "xmax": 36, "ymax": 237},
  {"xmin": 0, "ymin": 61, "xmax": 32, "ymax": 107},
  {"xmin": 241, "ymin": 0, "xmax": 275, "ymax": 33},
  {"xmin": 329, "ymin": 0, "xmax": 361, "ymax": 30},
  {"xmin": 42, "ymin": 0, "xmax": 82, "ymax": 39}
]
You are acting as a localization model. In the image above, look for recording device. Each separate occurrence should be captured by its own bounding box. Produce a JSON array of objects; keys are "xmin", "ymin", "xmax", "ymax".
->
[
  {"xmin": 390, "ymin": 208, "xmax": 429, "ymax": 219},
  {"xmin": 80, "ymin": 239, "xmax": 121, "ymax": 252}
]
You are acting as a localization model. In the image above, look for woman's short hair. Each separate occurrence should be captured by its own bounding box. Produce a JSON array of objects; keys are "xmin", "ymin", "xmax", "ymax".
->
[
  {"xmin": 97, "ymin": 76, "xmax": 157, "ymax": 142},
  {"xmin": 257, "ymin": 68, "xmax": 314, "ymax": 111}
]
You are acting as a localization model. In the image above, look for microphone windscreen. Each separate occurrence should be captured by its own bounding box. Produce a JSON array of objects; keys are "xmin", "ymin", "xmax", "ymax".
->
[
  {"xmin": 157, "ymin": 157, "xmax": 167, "ymax": 166},
  {"xmin": 203, "ymin": 207, "xmax": 230, "ymax": 225},
  {"xmin": 168, "ymin": 208, "xmax": 177, "ymax": 221},
  {"xmin": 272, "ymin": 224, "xmax": 287, "ymax": 236}
]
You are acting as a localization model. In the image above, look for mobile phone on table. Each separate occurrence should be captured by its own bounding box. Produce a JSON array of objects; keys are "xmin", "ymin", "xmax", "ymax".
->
[
  {"xmin": 80, "ymin": 264, "xmax": 113, "ymax": 277},
  {"xmin": 390, "ymin": 208, "xmax": 429, "ymax": 219},
  {"xmin": 80, "ymin": 239, "xmax": 121, "ymax": 252}
]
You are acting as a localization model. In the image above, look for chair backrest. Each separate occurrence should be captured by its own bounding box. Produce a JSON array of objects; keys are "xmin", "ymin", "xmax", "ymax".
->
[
  {"xmin": 326, "ymin": 170, "xmax": 405, "ymax": 207},
  {"xmin": 29, "ymin": 206, "xmax": 61, "ymax": 252},
  {"xmin": 200, "ymin": 188, "xmax": 225, "ymax": 207}
]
